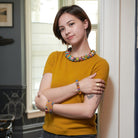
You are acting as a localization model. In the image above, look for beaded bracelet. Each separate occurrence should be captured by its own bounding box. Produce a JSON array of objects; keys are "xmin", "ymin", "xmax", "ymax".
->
[
  {"xmin": 45, "ymin": 100, "xmax": 54, "ymax": 113},
  {"xmin": 75, "ymin": 80, "xmax": 82, "ymax": 94}
]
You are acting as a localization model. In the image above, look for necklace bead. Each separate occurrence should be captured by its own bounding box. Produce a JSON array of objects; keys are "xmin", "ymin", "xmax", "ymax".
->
[{"xmin": 65, "ymin": 49, "xmax": 96, "ymax": 62}]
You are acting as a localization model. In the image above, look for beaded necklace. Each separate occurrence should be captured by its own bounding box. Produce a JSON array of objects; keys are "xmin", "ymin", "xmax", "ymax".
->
[{"xmin": 65, "ymin": 48, "xmax": 96, "ymax": 62}]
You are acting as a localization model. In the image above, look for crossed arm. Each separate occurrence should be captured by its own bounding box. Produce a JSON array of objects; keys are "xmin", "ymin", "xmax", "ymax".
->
[
  {"xmin": 35, "ymin": 73, "xmax": 104, "ymax": 119},
  {"xmin": 52, "ymin": 94, "xmax": 102, "ymax": 119}
]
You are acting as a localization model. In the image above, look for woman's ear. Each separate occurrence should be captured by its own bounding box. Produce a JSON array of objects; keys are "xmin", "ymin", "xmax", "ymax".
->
[{"xmin": 83, "ymin": 19, "xmax": 89, "ymax": 29}]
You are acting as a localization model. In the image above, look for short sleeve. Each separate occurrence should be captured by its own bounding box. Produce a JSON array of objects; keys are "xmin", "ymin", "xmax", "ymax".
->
[
  {"xmin": 92, "ymin": 58, "xmax": 109, "ymax": 84},
  {"xmin": 43, "ymin": 51, "xmax": 58, "ymax": 75}
]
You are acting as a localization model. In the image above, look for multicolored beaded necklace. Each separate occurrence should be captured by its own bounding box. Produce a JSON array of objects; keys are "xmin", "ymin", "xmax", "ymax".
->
[{"xmin": 65, "ymin": 48, "xmax": 96, "ymax": 62}]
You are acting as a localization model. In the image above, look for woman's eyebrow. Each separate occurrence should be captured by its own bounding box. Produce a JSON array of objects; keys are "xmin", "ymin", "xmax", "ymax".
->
[
  {"xmin": 59, "ymin": 20, "xmax": 75, "ymax": 28},
  {"xmin": 66, "ymin": 20, "xmax": 75, "ymax": 24}
]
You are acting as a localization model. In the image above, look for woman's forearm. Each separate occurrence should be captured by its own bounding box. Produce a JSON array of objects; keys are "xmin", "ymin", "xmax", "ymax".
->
[
  {"xmin": 51, "ymin": 94, "xmax": 102, "ymax": 119},
  {"xmin": 39, "ymin": 73, "xmax": 104, "ymax": 104},
  {"xmin": 52, "ymin": 102, "xmax": 95, "ymax": 119},
  {"xmin": 40, "ymin": 82, "xmax": 77, "ymax": 103}
]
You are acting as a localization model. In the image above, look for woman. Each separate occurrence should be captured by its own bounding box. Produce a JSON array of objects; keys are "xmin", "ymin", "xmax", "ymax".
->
[{"xmin": 35, "ymin": 5, "xmax": 109, "ymax": 138}]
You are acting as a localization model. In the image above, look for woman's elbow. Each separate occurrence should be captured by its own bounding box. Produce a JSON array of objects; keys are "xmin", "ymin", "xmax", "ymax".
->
[
  {"xmin": 37, "ymin": 90, "xmax": 44, "ymax": 95},
  {"xmin": 84, "ymin": 108, "xmax": 95, "ymax": 119},
  {"xmin": 87, "ymin": 112, "xmax": 95, "ymax": 119}
]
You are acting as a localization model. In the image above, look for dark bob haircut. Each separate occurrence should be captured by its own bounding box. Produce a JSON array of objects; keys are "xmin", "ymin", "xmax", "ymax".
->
[{"xmin": 53, "ymin": 5, "xmax": 92, "ymax": 45}]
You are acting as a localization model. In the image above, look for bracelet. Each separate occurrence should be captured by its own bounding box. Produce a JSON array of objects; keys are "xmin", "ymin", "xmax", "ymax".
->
[
  {"xmin": 75, "ymin": 80, "xmax": 81, "ymax": 94},
  {"xmin": 45, "ymin": 100, "xmax": 54, "ymax": 113}
]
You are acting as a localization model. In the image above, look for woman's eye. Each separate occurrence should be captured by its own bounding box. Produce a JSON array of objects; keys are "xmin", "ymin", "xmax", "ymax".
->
[
  {"xmin": 59, "ymin": 28, "xmax": 64, "ymax": 32},
  {"xmin": 69, "ymin": 22, "xmax": 75, "ymax": 26}
]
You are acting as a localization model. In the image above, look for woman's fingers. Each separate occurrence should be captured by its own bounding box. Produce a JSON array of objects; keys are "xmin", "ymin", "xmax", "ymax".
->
[
  {"xmin": 92, "ymin": 90, "xmax": 103, "ymax": 94},
  {"xmin": 94, "ymin": 79, "xmax": 105, "ymax": 89},
  {"xmin": 95, "ymin": 79, "xmax": 105, "ymax": 84},
  {"xmin": 92, "ymin": 79, "xmax": 105, "ymax": 94},
  {"xmin": 96, "ymin": 82, "xmax": 105, "ymax": 88},
  {"xmin": 93, "ymin": 87, "xmax": 104, "ymax": 93},
  {"xmin": 89, "ymin": 73, "xmax": 96, "ymax": 79},
  {"xmin": 97, "ymin": 87, "xmax": 105, "ymax": 92}
]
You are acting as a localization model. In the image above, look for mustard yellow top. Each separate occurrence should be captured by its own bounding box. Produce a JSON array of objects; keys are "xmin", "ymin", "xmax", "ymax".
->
[{"xmin": 43, "ymin": 51, "xmax": 109, "ymax": 136}]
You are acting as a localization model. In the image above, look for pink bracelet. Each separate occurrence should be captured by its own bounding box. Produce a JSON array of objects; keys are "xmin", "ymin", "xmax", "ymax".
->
[{"xmin": 76, "ymin": 80, "xmax": 81, "ymax": 94}]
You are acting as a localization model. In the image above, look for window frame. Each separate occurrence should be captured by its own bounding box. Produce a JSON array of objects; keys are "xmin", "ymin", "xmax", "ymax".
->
[
  {"xmin": 25, "ymin": 0, "xmax": 99, "ymax": 118},
  {"xmin": 25, "ymin": 0, "xmax": 45, "ymax": 118}
]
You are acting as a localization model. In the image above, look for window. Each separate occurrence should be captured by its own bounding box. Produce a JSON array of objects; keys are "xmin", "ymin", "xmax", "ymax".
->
[
  {"xmin": 75, "ymin": 0, "xmax": 98, "ymax": 50},
  {"xmin": 26, "ymin": 0, "xmax": 99, "ymax": 117},
  {"xmin": 31, "ymin": 0, "xmax": 65, "ymax": 111}
]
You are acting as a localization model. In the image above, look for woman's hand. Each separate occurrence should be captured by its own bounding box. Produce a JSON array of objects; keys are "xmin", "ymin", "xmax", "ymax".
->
[
  {"xmin": 79, "ymin": 73, "xmax": 105, "ymax": 94},
  {"xmin": 35, "ymin": 93, "xmax": 48, "ymax": 111}
]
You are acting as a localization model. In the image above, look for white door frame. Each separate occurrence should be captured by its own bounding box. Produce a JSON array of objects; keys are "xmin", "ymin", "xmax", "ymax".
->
[{"xmin": 98, "ymin": 0, "xmax": 135, "ymax": 138}]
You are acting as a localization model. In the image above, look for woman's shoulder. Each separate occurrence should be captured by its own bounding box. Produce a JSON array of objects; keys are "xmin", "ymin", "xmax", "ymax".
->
[
  {"xmin": 94, "ymin": 54, "xmax": 109, "ymax": 68},
  {"xmin": 48, "ymin": 50, "xmax": 65, "ymax": 58}
]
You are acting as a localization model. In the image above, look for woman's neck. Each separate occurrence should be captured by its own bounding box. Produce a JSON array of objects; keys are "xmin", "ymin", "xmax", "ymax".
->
[{"xmin": 70, "ymin": 41, "xmax": 91, "ymax": 57}]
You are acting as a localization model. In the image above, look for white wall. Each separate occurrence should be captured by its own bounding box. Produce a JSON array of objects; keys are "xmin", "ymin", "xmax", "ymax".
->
[{"xmin": 98, "ymin": 0, "xmax": 135, "ymax": 138}]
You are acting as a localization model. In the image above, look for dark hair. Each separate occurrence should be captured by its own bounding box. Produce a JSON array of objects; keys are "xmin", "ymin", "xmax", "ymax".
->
[{"xmin": 53, "ymin": 5, "xmax": 92, "ymax": 45}]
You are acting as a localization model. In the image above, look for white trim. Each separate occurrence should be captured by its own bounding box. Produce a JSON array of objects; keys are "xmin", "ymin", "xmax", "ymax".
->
[
  {"xmin": 98, "ymin": 0, "xmax": 104, "ymax": 56},
  {"xmin": 27, "ymin": 110, "xmax": 45, "ymax": 119},
  {"xmin": 119, "ymin": 0, "xmax": 135, "ymax": 137},
  {"xmin": 98, "ymin": 0, "xmax": 120, "ymax": 137},
  {"xmin": 98, "ymin": 0, "xmax": 135, "ymax": 138},
  {"xmin": 25, "ymin": 0, "xmax": 33, "ymax": 113}
]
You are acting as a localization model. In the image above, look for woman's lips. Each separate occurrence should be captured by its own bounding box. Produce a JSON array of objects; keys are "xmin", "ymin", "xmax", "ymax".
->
[{"xmin": 67, "ymin": 35, "xmax": 74, "ymax": 40}]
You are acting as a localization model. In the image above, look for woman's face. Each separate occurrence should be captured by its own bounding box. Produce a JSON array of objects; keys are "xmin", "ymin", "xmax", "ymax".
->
[{"xmin": 58, "ymin": 13, "xmax": 88, "ymax": 46}]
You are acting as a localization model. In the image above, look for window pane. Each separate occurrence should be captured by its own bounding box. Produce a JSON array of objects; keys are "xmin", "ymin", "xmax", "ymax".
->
[
  {"xmin": 75, "ymin": 0, "xmax": 98, "ymax": 24},
  {"xmin": 88, "ymin": 30, "xmax": 97, "ymax": 50},
  {"xmin": 75, "ymin": 0, "xmax": 98, "ymax": 50},
  {"xmin": 31, "ymin": 23, "xmax": 66, "ymax": 107},
  {"xmin": 31, "ymin": 0, "xmax": 59, "ymax": 23}
]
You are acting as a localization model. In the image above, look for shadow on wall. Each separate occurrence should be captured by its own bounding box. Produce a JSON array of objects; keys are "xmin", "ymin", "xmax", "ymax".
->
[{"xmin": 98, "ymin": 77, "xmax": 114, "ymax": 138}]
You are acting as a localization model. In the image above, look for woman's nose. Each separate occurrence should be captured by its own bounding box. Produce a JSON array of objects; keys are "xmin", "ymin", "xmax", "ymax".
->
[{"xmin": 65, "ymin": 27, "xmax": 70, "ymax": 35}]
